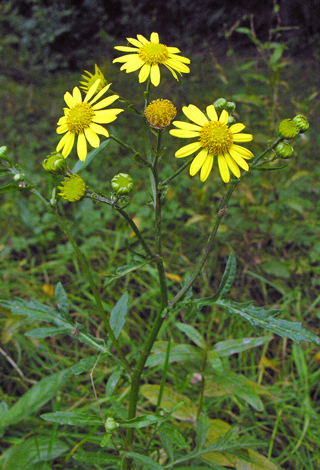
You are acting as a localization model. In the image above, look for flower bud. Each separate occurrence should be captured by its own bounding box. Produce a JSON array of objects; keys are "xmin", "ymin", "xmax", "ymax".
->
[
  {"xmin": 278, "ymin": 119, "xmax": 299, "ymax": 139},
  {"xmin": 57, "ymin": 174, "xmax": 87, "ymax": 201},
  {"xmin": 213, "ymin": 98, "xmax": 227, "ymax": 114},
  {"xmin": 105, "ymin": 417, "xmax": 118, "ymax": 433},
  {"xmin": 226, "ymin": 101, "xmax": 236, "ymax": 114},
  {"xmin": 13, "ymin": 173, "xmax": 25, "ymax": 181},
  {"xmin": 292, "ymin": 115, "xmax": 309, "ymax": 133},
  {"xmin": 145, "ymin": 99, "xmax": 177, "ymax": 129},
  {"xmin": 43, "ymin": 152, "xmax": 68, "ymax": 175},
  {"xmin": 111, "ymin": 173, "xmax": 133, "ymax": 195},
  {"xmin": 274, "ymin": 141, "xmax": 294, "ymax": 159},
  {"xmin": 0, "ymin": 146, "xmax": 8, "ymax": 159},
  {"xmin": 227, "ymin": 116, "xmax": 236, "ymax": 126}
]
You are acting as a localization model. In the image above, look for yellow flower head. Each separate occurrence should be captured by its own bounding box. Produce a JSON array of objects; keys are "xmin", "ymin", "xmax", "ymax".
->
[
  {"xmin": 79, "ymin": 64, "xmax": 107, "ymax": 94},
  {"xmin": 113, "ymin": 32, "xmax": 190, "ymax": 87},
  {"xmin": 170, "ymin": 104, "xmax": 253, "ymax": 183},
  {"xmin": 56, "ymin": 80, "xmax": 123, "ymax": 161},
  {"xmin": 57, "ymin": 174, "xmax": 87, "ymax": 201},
  {"xmin": 145, "ymin": 99, "xmax": 177, "ymax": 129}
]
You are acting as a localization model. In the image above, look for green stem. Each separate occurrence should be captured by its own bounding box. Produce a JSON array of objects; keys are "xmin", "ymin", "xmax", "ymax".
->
[
  {"xmin": 54, "ymin": 210, "xmax": 131, "ymax": 376},
  {"xmin": 169, "ymin": 178, "xmax": 239, "ymax": 307},
  {"xmin": 159, "ymin": 156, "xmax": 193, "ymax": 187},
  {"xmin": 109, "ymin": 134, "xmax": 152, "ymax": 168}
]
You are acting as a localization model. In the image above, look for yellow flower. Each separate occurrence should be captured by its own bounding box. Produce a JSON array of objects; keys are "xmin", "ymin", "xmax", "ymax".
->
[
  {"xmin": 79, "ymin": 64, "xmax": 107, "ymax": 94},
  {"xmin": 57, "ymin": 174, "xmax": 87, "ymax": 201},
  {"xmin": 145, "ymin": 99, "xmax": 177, "ymax": 129},
  {"xmin": 56, "ymin": 80, "xmax": 123, "ymax": 161},
  {"xmin": 113, "ymin": 32, "xmax": 190, "ymax": 87},
  {"xmin": 170, "ymin": 104, "xmax": 253, "ymax": 183}
]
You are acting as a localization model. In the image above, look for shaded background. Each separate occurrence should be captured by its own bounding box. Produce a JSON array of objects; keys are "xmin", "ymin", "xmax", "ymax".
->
[{"xmin": 1, "ymin": 0, "xmax": 320, "ymax": 76}]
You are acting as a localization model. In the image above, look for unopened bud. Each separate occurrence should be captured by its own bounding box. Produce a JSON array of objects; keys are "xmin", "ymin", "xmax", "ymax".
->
[
  {"xmin": 278, "ymin": 119, "xmax": 299, "ymax": 139},
  {"xmin": 111, "ymin": 173, "xmax": 133, "ymax": 195},
  {"xmin": 275, "ymin": 141, "xmax": 294, "ymax": 159},
  {"xmin": 226, "ymin": 101, "xmax": 236, "ymax": 114},
  {"xmin": 292, "ymin": 115, "xmax": 309, "ymax": 133},
  {"xmin": 105, "ymin": 417, "xmax": 118, "ymax": 433},
  {"xmin": 43, "ymin": 152, "xmax": 68, "ymax": 175},
  {"xmin": 228, "ymin": 116, "xmax": 236, "ymax": 126},
  {"xmin": 213, "ymin": 98, "xmax": 227, "ymax": 114}
]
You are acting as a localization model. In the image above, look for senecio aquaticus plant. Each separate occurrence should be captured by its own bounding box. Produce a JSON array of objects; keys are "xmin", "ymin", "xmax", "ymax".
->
[{"xmin": 0, "ymin": 32, "xmax": 317, "ymax": 470}]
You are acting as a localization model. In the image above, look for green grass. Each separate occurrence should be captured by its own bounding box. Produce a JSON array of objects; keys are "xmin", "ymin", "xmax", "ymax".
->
[{"xmin": 1, "ymin": 47, "xmax": 320, "ymax": 469}]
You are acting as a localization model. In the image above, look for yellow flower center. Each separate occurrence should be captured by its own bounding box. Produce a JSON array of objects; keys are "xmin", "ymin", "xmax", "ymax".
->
[
  {"xmin": 138, "ymin": 42, "xmax": 169, "ymax": 65},
  {"xmin": 67, "ymin": 103, "xmax": 94, "ymax": 134},
  {"xmin": 145, "ymin": 99, "xmax": 177, "ymax": 129},
  {"xmin": 199, "ymin": 121, "xmax": 233, "ymax": 155}
]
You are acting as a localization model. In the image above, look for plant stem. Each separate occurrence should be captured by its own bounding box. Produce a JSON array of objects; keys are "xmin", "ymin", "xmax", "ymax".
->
[
  {"xmin": 54, "ymin": 209, "xmax": 131, "ymax": 376},
  {"xmin": 109, "ymin": 134, "xmax": 152, "ymax": 168},
  {"xmin": 159, "ymin": 156, "xmax": 193, "ymax": 187}
]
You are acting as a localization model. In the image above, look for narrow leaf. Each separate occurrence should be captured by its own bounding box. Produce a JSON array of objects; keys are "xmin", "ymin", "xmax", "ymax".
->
[
  {"xmin": 41, "ymin": 411, "xmax": 102, "ymax": 427},
  {"xmin": 72, "ymin": 140, "xmax": 109, "ymax": 173},
  {"xmin": 126, "ymin": 451, "xmax": 164, "ymax": 470},
  {"xmin": 213, "ymin": 252, "xmax": 237, "ymax": 300},
  {"xmin": 146, "ymin": 343, "xmax": 204, "ymax": 368},
  {"xmin": 104, "ymin": 259, "xmax": 154, "ymax": 286},
  {"xmin": 110, "ymin": 292, "xmax": 129, "ymax": 339},
  {"xmin": 118, "ymin": 414, "xmax": 166, "ymax": 429},
  {"xmin": 195, "ymin": 414, "xmax": 210, "ymax": 451},
  {"xmin": 212, "ymin": 335, "xmax": 273, "ymax": 357},
  {"xmin": 25, "ymin": 327, "xmax": 70, "ymax": 338},
  {"xmin": 175, "ymin": 322, "xmax": 207, "ymax": 349},
  {"xmin": 0, "ymin": 370, "xmax": 68, "ymax": 431}
]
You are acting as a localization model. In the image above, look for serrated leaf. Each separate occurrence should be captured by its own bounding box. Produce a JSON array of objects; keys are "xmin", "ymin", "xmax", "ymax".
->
[
  {"xmin": 216, "ymin": 299, "xmax": 320, "ymax": 345},
  {"xmin": 110, "ymin": 292, "xmax": 128, "ymax": 339},
  {"xmin": 0, "ymin": 370, "xmax": 68, "ymax": 431},
  {"xmin": 72, "ymin": 140, "xmax": 109, "ymax": 173},
  {"xmin": 175, "ymin": 322, "xmax": 207, "ymax": 349},
  {"xmin": 212, "ymin": 336, "xmax": 273, "ymax": 357},
  {"xmin": 41, "ymin": 411, "xmax": 102, "ymax": 427},
  {"xmin": 0, "ymin": 297, "xmax": 111, "ymax": 353},
  {"xmin": 160, "ymin": 422, "xmax": 187, "ymax": 448},
  {"xmin": 126, "ymin": 452, "xmax": 164, "ymax": 470},
  {"xmin": 146, "ymin": 343, "xmax": 204, "ymax": 368},
  {"xmin": 1, "ymin": 436, "xmax": 68, "ymax": 470}
]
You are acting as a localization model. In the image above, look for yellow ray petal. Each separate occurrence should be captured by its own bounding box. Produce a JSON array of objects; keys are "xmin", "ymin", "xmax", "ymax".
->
[
  {"xmin": 232, "ymin": 133, "xmax": 253, "ymax": 142},
  {"xmin": 170, "ymin": 129, "xmax": 200, "ymax": 138},
  {"xmin": 72, "ymin": 87, "xmax": 82, "ymax": 103},
  {"xmin": 225, "ymin": 153, "xmax": 241, "ymax": 177},
  {"xmin": 77, "ymin": 133, "xmax": 87, "ymax": 161},
  {"xmin": 182, "ymin": 105, "xmax": 208, "ymax": 126},
  {"xmin": 228, "ymin": 148, "xmax": 250, "ymax": 170},
  {"xmin": 200, "ymin": 154, "xmax": 214, "ymax": 181},
  {"xmin": 92, "ymin": 95, "xmax": 119, "ymax": 110},
  {"xmin": 84, "ymin": 127, "xmax": 100, "ymax": 148},
  {"xmin": 230, "ymin": 123, "xmax": 245, "ymax": 133},
  {"xmin": 89, "ymin": 122, "xmax": 109, "ymax": 138},
  {"xmin": 150, "ymin": 32, "xmax": 159, "ymax": 43},
  {"xmin": 206, "ymin": 105, "xmax": 218, "ymax": 122},
  {"xmin": 171, "ymin": 121, "xmax": 202, "ymax": 131},
  {"xmin": 139, "ymin": 63, "xmax": 151, "ymax": 83},
  {"xmin": 150, "ymin": 64, "xmax": 160, "ymax": 86},
  {"xmin": 218, "ymin": 154, "xmax": 230, "ymax": 183},
  {"xmin": 190, "ymin": 149, "xmax": 208, "ymax": 175},
  {"xmin": 219, "ymin": 109, "xmax": 229, "ymax": 124},
  {"xmin": 231, "ymin": 144, "xmax": 254, "ymax": 159},
  {"xmin": 175, "ymin": 141, "xmax": 202, "ymax": 158}
]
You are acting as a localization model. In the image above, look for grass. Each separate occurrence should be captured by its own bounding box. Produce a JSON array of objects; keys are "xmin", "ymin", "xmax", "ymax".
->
[{"xmin": 1, "ymin": 45, "xmax": 320, "ymax": 469}]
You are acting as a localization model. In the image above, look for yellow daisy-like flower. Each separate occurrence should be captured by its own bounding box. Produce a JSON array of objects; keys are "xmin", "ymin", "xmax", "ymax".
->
[
  {"xmin": 56, "ymin": 80, "xmax": 123, "ymax": 161},
  {"xmin": 113, "ymin": 32, "xmax": 190, "ymax": 87},
  {"xmin": 169, "ymin": 104, "xmax": 253, "ymax": 183},
  {"xmin": 79, "ymin": 64, "xmax": 107, "ymax": 94}
]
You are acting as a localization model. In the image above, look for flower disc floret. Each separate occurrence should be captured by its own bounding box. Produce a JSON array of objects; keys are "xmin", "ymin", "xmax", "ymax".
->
[
  {"xmin": 145, "ymin": 99, "xmax": 177, "ymax": 129},
  {"xmin": 56, "ymin": 79, "xmax": 123, "ymax": 161},
  {"xmin": 169, "ymin": 103, "xmax": 253, "ymax": 183},
  {"xmin": 57, "ymin": 174, "xmax": 87, "ymax": 201},
  {"xmin": 113, "ymin": 32, "xmax": 190, "ymax": 87}
]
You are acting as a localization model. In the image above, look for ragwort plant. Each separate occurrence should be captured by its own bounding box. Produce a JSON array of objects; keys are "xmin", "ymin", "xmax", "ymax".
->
[{"xmin": 0, "ymin": 32, "xmax": 317, "ymax": 470}]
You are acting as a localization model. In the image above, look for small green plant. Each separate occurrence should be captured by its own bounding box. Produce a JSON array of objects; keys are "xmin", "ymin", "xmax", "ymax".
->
[{"xmin": 0, "ymin": 31, "xmax": 316, "ymax": 470}]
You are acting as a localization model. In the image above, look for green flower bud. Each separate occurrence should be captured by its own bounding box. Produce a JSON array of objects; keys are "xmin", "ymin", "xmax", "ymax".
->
[
  {"xmin": 226, "ymin": 101, "xmax": 236, "ymax": 114},
  {"xmin": 228, "ymin": 116, "xmax": 236, "ymax": 126},
  {"xmin": 111, "ymin": 173, "xmax": 133, "ymax": 195},
  {"xmin": 105, "ymin": 417, "xmax": 118, "ymax": 433},
  {"xmin": 43, "ymin": 152, "xmax": 68, "ymax": 175},
  {"xmin": 278, "ymin": 119, "xmax": 299, "ymax": 139},
  {"xmin": 274, "ymin": 141, "xmax": 294, "ymax": 159},
  {"xmin": 292, "ymin": 115, "xmax": 309, "ymax": 133},
  {"xmin": 213, "ymin": 98, "xmax": 227, "ymax": 114}
]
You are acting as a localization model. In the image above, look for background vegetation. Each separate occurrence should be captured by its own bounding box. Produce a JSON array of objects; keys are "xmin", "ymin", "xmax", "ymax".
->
[{"xmin": 1, "ymin": 1, "xmax": 320, "ymax": 469}]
